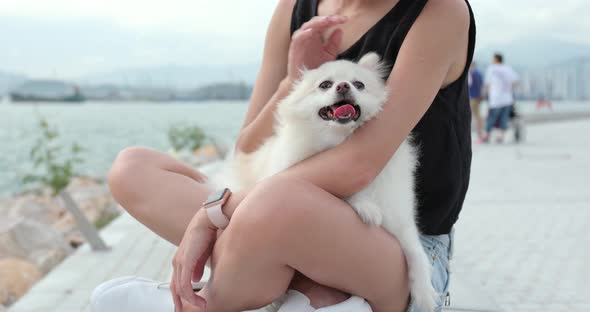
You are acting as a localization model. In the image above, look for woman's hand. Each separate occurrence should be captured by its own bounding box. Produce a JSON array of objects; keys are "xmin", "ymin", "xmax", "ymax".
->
[
  {"xmin": 171, "ymin": 209, "xmax": 217, "ymax": 311},
  {"xmin": 287, "ymin": 15, "xmax": 347, "ymax": 82}
]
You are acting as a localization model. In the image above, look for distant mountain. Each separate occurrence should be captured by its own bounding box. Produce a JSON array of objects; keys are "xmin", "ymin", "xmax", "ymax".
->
[
  {"xmin": 189, "ymin": 82, "xmax": 252, "ymax": 101},
  {"xmin": 475, "ymin": 38, "xmax": 590, "ymax": 69},
  {"xmin": 0, "ymin": 71, "xmax": 27, "ymax": 95},
  {"xmin": 78, "ymin": 63, "xmax": 260, "ymax": 90}
]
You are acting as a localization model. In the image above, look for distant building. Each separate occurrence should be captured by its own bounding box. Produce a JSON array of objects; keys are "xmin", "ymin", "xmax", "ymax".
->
[
  {"xmin": 10, "ymin": 80, "xmax": 84, "ymax": 102},
  {"xmin": 79, "ymin": 84, "xmax": 121, "ymax": 101},
  {"xmin": 80, "ymin": 84, "xmax": 176, "ymax": 101},
  {"xmin": 188, "ymin": 82, "xmax": 252, "ymax": 101},
  {"xmin": 520, "ymin": 58, "xmax": 590, "ymax": 100}
]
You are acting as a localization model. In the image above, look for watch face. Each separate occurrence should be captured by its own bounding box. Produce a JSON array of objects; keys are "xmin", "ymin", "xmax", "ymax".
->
[{"xmin": 205, "ymin": 188, "xmax": 228, "ymax": 205}]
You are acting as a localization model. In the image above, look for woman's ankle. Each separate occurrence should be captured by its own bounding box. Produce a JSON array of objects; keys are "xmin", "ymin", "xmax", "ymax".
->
[
  {"xmin": 304, "ymin": 284, "xmax": 350, "ymax": 308},
  {"xmin": 289, "ymin": 275, "xmax": 349, "ymax": 308}
]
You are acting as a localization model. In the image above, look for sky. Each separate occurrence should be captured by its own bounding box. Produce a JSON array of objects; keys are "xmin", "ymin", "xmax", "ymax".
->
[
  {"xmin": 469, "ymin": 0, "xmax": 590, "ymax": 46},
  {"xmin": 1, "ymin": 0, "xmax": 589, "ymax": 78}
]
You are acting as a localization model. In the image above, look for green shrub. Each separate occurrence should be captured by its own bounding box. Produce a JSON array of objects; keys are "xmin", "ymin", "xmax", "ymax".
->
[
  {"xmin": 23, "ymin": 115, "xmax": 84, "ymax": 195},
  {"xmin": 167, "ymin": 124, "xmax": 207, "ymax": 152}
]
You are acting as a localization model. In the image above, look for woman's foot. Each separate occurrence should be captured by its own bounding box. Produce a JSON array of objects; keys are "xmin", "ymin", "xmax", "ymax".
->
[
  {"xmin": 476, "ymin": 134, "xmax": 489, "ymax": 144},
  {"xmin": 289, "ymin": 274, "xmax": 350, "ymax": 308},
  {"xmin": 304, "ymin": 286, "xmax": 350, "ymax": 308},
  {"xmin": 495, "ymin": 132, "xmax": 505, "ymax": 143},
  {"xmin": 289, "ymin": 273, "xmax": 350, "ymax": 309}
]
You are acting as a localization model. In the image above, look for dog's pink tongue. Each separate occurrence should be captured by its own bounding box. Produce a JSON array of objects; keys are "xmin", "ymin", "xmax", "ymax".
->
[{"xmin": 333, "ymin": 104, "xmax": 356, "ymax": 119}]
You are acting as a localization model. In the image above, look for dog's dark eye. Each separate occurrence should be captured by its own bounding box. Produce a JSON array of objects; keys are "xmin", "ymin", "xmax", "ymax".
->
[
  {"xmin": 319, "ymin": 80, "xmax": 333, "ymax": 90},
  {"xmin": 352, "ymin": 81, "xmax": 365, "ymax": 90}
]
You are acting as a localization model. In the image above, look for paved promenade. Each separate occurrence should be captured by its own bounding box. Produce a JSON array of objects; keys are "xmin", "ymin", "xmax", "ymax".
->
[
  {"xmin": 453, "ymin": 120, "xmax": 590, "ymax": 311},
  {"xmin": 8, "ymin": 120, "xmax": 590, "ymax": 312}
]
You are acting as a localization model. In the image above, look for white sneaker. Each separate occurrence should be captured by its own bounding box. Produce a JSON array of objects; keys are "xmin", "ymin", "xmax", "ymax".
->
[
  {"xmin": 91, "ymin": 277, "xmax": 371, "ymax": 312},
  {"xmin": 276, "ymin": 290, "xmax": 372, "ymax": 312},
  {"xmin": 91, "ymin": 276, "xmax": 206, "ymax": 312}
]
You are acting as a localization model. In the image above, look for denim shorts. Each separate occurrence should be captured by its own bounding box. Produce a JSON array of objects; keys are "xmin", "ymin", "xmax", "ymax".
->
[
  {"xmin": 407, "ymin": 229, "xmax": 454, "ymax": 312},
  {"xmin": 486, "ymin": 105, "xmax": 512, "ymax": 132}
]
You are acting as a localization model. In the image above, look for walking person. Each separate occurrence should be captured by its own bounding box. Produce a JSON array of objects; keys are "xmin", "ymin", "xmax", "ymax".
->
[
  {"xmin": 468, "ymin": 61, "xmax": 484, "ymax": 140},
  {"xmin": 481, "ymin": 53, "xmax": 519, "ymax": 143}
]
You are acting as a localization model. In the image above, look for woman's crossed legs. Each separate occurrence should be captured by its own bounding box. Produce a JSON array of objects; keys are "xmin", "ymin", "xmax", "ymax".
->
[{"xmin": 108, "ymin": 147, "xmax": 410, "ymax": 312}]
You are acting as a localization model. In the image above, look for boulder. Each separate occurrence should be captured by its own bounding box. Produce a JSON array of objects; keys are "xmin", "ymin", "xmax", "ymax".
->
[
  {"xmin": 65, "ymin": 232, "xmax": 85, "ymax": 249},
  {"xmin": 0, "ymin": 217, "xmax": 71, "ymax": 265},
  {"xmin": 52, "ymin": 215, "xmax": 77, "ymax": 237},
  {"xmin": 61, "ymin": 178, "xmax": 120, "ymax": 226},
  {"xmin": 0, "ymin": 176, "xmax": 118, "ymax": 297},
  {"xmin": 30, "ymin": 248, "xmax": 69, "ymax": 274},
  {"xmin": 0, "ymin": 199, "xmax": 11, "ymax": 216},
  {"xmin": 7, "ymin": 195, "xmax": 64, "ymax": 225},
  {"xmin": 193, "ymin": 144, "xmax": 221, "ymax": 162},
  {"xmin": 170, "ymin": 143, "xmax": 224, "ymax": 168},
  {"xmin": 0, "ymin": 258, "xmax": 42, "ymax": 306},
  {"xmin": 2, "ymin": 177, "xmax": 118, "ymax": 237}
]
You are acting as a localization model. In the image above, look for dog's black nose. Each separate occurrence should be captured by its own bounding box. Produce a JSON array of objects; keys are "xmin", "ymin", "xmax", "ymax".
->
[{"xmin": 336, "ymin": 82, "xmax": 350, "ymax": 94}]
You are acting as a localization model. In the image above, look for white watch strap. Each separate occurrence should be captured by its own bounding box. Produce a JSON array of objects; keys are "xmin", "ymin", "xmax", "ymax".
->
[{"xmin": 206, "ymin": 204, "xmax": 230, "ymax": 230}]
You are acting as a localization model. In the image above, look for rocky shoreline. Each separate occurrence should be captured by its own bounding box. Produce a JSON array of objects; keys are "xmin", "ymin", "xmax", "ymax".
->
[
  {"xmin": 0, "ymin": 145, "xmax": 224, "ymax": 309},
  {"xmin": 0, "ymin": 177, "xmax": 120, "ymax": 308}
]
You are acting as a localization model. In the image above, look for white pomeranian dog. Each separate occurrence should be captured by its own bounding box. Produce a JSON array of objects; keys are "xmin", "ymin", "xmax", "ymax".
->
[{"xmin": 218, "ymin": 52, "xmax": 438, "ymax": 311}]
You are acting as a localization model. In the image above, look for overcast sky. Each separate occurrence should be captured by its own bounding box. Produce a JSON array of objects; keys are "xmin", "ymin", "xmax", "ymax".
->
[{"xmin": 1, "ymin": 0, "xmax": 589, "ymax": 78}]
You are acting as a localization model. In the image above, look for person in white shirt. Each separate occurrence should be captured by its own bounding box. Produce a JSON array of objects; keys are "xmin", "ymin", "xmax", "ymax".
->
[{"xmin": 482, "ymin": 53, "xmax": 519, "ymax": 143}]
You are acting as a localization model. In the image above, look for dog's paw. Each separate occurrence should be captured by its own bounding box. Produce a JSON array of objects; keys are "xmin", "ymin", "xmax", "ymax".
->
[
  {"xmin": 348, "ymin": 197, "xmax": 383, "ymax": 226},
  {"xmin": 410, "ymin": 279, "xmax": 439, "ymax": 312}
]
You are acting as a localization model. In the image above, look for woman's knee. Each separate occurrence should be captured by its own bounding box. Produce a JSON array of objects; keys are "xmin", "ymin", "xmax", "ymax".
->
[
  {"xmin": 226, "ymin": 176, "xmax": 318, "ymax": 249},
  {"xmin": 107, "ymin": 146, "xmax": 155, "ymax": 208}
]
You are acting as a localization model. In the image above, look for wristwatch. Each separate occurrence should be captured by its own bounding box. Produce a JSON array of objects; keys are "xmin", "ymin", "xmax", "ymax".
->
[{"xmin": 203, "ymin": 188, "xmax": 232, "ymax": 229}]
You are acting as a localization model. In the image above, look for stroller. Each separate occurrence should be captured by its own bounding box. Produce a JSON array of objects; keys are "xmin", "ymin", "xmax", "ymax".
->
[{"xmin": 493, "ymin": 103, "xmax": 525, "ymax": 143}]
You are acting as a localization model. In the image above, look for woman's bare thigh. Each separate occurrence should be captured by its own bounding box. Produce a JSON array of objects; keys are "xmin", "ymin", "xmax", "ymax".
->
[{"xmin": 108, "ymin": 147, "xmax": 213, "ymax": 245}]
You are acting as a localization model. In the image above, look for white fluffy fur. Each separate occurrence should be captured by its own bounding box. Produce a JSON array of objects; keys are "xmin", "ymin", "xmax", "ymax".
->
[{"xmin": 216, "ymin": 53, "xmax": 438, "ymax": 311}]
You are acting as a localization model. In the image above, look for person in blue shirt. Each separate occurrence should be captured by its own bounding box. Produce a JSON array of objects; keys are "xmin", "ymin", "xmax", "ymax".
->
[{"xmin": 468, "ymin": 61, "xmax": 484, "ymax": 139}]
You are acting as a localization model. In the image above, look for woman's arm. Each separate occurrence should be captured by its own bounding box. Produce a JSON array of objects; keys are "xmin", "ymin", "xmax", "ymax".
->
[
  {"xmin": 235, "ymin": 0, "xmax": 294, "ymax": 153},
  {"xmin": 274, "ymin": 0, "xmax": 471, "ymax": 198},
  {"xmin": 237, "ymin": 78, "xmax": 293, "ymax": 153}
]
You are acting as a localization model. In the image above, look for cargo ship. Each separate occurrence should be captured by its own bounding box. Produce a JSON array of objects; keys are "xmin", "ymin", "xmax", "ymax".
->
[{"xmin": 9, "ymin": 80, "xmax": 85, "ymax": 103}]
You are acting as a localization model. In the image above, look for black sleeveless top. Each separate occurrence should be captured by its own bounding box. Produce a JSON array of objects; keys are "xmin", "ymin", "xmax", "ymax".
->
[{"xmin": 291, "ymin": 0, "xmax": 476, "ymax": 235}]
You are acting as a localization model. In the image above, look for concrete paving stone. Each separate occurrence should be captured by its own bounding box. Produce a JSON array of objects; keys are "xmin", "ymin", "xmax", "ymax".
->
[
  {"xmin": 53, "ymin": 290, "xmax": 91, "ymax": 312},
  {"xmin": 134, "ymin": 238, "xmax": 175, "ymax": 279}
]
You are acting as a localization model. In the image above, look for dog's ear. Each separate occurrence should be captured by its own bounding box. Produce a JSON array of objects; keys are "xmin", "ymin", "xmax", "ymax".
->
[
  {"xmin": 358, "ymin": 52, "xmax": 387, "ymax": 78},
  {"xmin": 298, "ymin": 65, "xmax": 309, "ymax": 80},
  {"xmin": 358, "ymin": 52, "xmax": 380, "ymax": 68}
]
